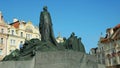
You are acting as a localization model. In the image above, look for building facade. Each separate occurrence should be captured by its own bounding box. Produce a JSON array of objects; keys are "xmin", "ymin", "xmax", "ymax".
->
[
  {"xmin": 98, "ymin": 24, "xmax": 120, "ymax": 68},
  {"xmin": 0, "ymin": 11, "xmax": 41, "ymax": 60},
  {"xmin": 0, "ymin": 12, "xmax": 8, "ymax": 60},
  {"xmin": 97, "ymin": 38, "xmax": 105, "ymax": 64},
  {"xmin": 7, "ymin": 19, "xmax": 40, "ymax": 55}
]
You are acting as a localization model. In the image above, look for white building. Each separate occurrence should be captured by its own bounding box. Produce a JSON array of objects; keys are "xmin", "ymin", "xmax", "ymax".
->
[{"xmin": 98, "ymin": 24, "xmax": 120, "ymax": 68}]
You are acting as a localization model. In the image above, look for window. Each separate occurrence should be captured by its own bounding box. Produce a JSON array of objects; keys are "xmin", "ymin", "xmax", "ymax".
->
[
  {"xmin": 10, "ymin": 39, "xmax": 12, "ymax": 45},
  {"xmin": 0, "ymin": 38, "xmax": 3, "ymax": 44},
  {"xmin": 10, "ymin": 50, "xmax": 14, "ymax": 52},
  {"xmin": 108, "ymin": 58, "xmax": 111, "ymax": 65},
  {"xmin": 26, "ymin": 34, "xmax": 31, "ymax": 39},
  {"xmin": 11, "ymin": 30, "xmax": 14, "ymax": 35},
  {"xmin": 19, "ymin": 41, "xmax": 23, "ymax": 49},
  {"xmin": 0, "ymin": 49, "xmax": 2, "ymax": 55},
  {"xmin": 11, "ymin": 30, "xmax": 15, "ymax": 35},
  {"xmin": 20, "ymin": 32, "xmax": 23, "ymax": 37},
  {"xmin": 102, "ymin": 59, "xmax": 105, "ymax": 64},
  {"xmin": 13, "ymin": 40, "xmax": 15, "ymax": 44},
  {"xmin": 10, "ymin": 39, "xmax": 15, "ymax": 45},
  {"xmin": 1, "ymin": 29, "xmax": 4, "ymax": 33},
  {"xmin": 113, "ymin": 57, "xmax": 117, "ymax": 65}
]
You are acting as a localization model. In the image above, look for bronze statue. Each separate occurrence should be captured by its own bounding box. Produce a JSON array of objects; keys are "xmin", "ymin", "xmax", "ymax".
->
[
  {"xmin": 2, "ymin": 6, "xmax": 86, "ymax": 61},
  {"xmin": 39, "ymin": 6, "xmax": 58, "ymax": 46},
  {"xmin": 64, "ymin": 32, "xmax": 86, "ymax": 53}
]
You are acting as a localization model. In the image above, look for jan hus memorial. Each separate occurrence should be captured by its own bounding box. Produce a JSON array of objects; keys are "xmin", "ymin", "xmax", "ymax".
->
[{"xmin": 0, "ymin": 6, "xmax": 105, "ymax": 68}]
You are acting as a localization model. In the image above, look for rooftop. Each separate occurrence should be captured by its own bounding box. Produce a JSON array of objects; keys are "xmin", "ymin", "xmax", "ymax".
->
[{"xmin": 100, "ymin": 24, "xmax": 120, "ymax": 43}]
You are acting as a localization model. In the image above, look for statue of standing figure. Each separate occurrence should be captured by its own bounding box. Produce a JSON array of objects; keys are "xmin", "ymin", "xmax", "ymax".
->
[{"xmin": 39, "ymin": 6, "xmax": 58, "ymax": 46}]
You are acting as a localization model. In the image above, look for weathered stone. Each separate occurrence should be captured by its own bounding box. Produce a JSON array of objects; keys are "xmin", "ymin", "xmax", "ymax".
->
[{"xmin": 0, "ymin": 51, "xmax": 105, "ymax": 68}]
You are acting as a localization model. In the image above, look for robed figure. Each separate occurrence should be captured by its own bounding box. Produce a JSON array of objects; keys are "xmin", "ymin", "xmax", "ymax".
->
[{"xmin": 39, "ymin": 6, "xmax": 58, "ymax": 46}]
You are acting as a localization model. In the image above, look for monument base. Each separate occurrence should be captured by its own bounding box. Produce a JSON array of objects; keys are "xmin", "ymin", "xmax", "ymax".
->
[{"xmin": 0, "ymin": 51, "xmax": 105, "ymax": 68}]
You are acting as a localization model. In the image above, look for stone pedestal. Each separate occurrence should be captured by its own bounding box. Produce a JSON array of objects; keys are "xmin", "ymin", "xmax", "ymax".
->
[{"xmin": 0, "ymin": 51, "xmax": 105, "ymax": 68}]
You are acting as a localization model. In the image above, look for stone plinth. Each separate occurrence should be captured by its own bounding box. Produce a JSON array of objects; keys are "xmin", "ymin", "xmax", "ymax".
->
[
  {"xmin": 0, "ymin": 51, "xmax": 105, "ymax": 68},
  {"xmin": 35, "ymin": 51, "xmax": 105, "ymax": 68}
]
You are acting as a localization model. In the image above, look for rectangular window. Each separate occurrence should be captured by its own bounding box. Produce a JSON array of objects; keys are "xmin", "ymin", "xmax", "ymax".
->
[
  {"xmin": 0, "ymin": 38, "xmax": 3, "ymax": 44},
  {"xmin": 21, "ymin": 32, "xmax": 23, "ymax": 37},
  {"xmin": 13, "ymin": 40, "xmax": 15, "ymax": 45},
  {"xmin": 26, "ymin": 34, "xmax": 30, "ymax": 39},
  {"xmin": 0, "ymin": 49, "xmax": 2, "ymax": 55},
  {"xmin": 1, "ymin": 29, "xmax": 4, "ymax": 33},
  {"xmin": 10, "ymin": 39, "xmax": 15, "ymax": 45},
  {"xmin": 11, "ymin": 30, "xmax": 14, "ymax": 35},
  {"xmin": 108, "ymin": 58, "xmax": 111, "ymax": 65},
  {"xmin": 10, "ymin": 39, "xmax": 12, "ymax": 45}
]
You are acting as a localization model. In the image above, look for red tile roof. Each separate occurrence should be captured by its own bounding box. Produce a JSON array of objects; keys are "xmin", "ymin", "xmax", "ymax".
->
[
  {"xmin": 100, "ymin": 38, "xmax": 109, "ymax": 43},
  {"xmin": 114, "ymin": 24, "xmax": 120, "ymax": 31},
  {"xmin": 100, "ymin": 24, "xmax": 120, "ymax": 43},
  {"xmin": 14, "ymin": 22, "xmax": 20, "ymax": 28},
  {"xmin": 10, "ymin": 21, "xmax": 20, "ymax": 28},
  {"xmin": 115, "ymin": 24, "xmax": 120, "ymax": 29}
]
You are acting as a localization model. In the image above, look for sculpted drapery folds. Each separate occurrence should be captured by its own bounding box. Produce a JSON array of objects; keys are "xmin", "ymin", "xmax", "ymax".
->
[{"xmin": 39, "ymin": 6, "xmax": 58, "ymax": 46}]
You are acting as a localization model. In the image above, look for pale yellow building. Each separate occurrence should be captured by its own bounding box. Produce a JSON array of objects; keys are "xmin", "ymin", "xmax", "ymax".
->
[
  {"xmin": 7, "ymin": 18, "xmax": 40, "ymax": 55},
  {"xmin": 0, "ymin": 11, "xmax": 8, "ymax": 60},
  {"xmin": 0, "ymin": 11, "xmax": 40, "ymax": 60}
]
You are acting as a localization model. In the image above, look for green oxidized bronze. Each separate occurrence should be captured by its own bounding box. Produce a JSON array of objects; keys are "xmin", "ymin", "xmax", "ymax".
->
[
  {"xmin": 2, "ymin": 6, "xmax": 85, "ymax": 61},
  {"xmin": 63, "ymin": 32, "xmax": 85, "ymax": 53},
  {"xmin": 39, "ymin": 6, "xmax": 58, "ymax": 46}
]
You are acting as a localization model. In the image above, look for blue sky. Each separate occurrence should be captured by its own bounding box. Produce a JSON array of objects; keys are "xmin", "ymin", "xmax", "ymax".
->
[{"xmin": 0, "ymin": 0, "xmax": 120, "ymax": 53}]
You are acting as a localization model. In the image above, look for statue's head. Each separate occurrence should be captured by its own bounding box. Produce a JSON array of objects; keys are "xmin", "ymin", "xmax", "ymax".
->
[
  {"xmin": 71, "ymin": 32, "xmax": 75, "ymax": 36},
  {"xmin": 70, "ymin": 32, "xmax": 75, "ymax": 37},
  {"xmin": 43, "ymin": 6, "xmax": 48, "ymax": 11}
]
